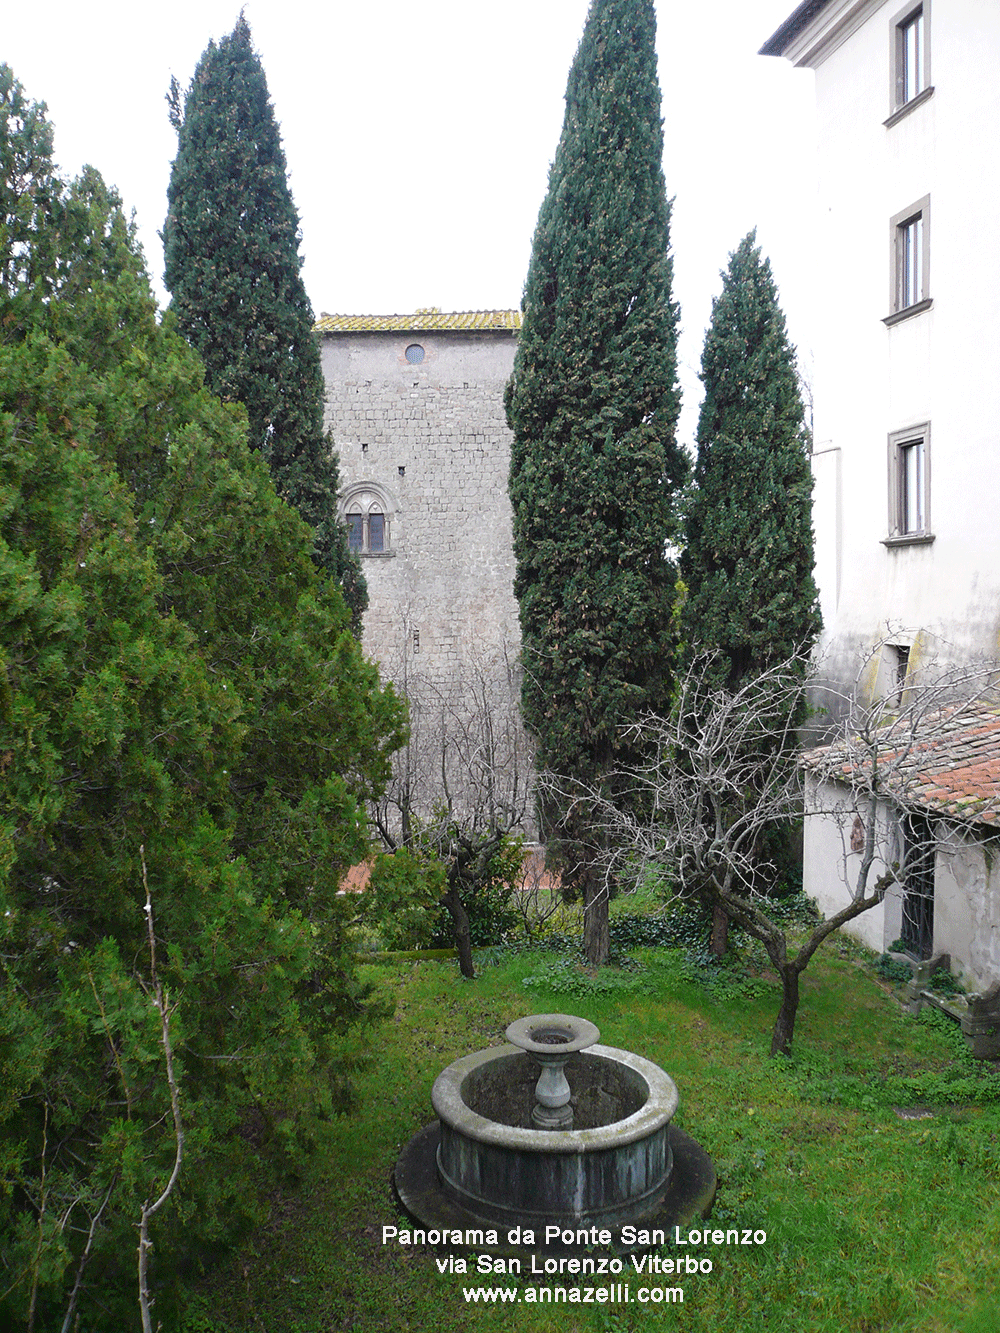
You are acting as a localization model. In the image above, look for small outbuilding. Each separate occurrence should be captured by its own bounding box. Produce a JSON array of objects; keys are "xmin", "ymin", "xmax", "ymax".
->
[{"xmin": 802, "ymin": 703, "xmax": 1000, "ymax": 989}]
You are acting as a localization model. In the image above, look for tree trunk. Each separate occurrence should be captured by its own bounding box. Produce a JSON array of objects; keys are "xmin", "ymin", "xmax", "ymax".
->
[
  {"xmin": 770, "ymin": 964, "xmax": 800, "ymax": 1056},
  {"xmin": 582, "ymin": 868, "xmax": 609, "ymax": 968},
  {"xmin": 443, "ymin": 883, "xmax": 475, "ymax": 978},
  {"xmin": 709, "ymin": 904, "xmax": 730, "ymax": 959}
]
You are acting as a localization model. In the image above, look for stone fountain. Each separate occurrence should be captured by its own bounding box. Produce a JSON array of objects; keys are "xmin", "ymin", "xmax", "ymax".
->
[{"xmin": 394, "ymin": 1014, "xmax": 715, "ymax": 1244}]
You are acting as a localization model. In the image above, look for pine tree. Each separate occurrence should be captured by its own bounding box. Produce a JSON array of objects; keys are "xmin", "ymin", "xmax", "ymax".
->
[
  {"xmin": 163, "ymin": 16, "xmax": 365, "ymax": 623},
  {"xmin": 505, "ymin": 0, "xmax": 686, "ymax": 965},
  {"xmin": 681, "ymin": 231, "xmax": 820, "ymax": 689}
]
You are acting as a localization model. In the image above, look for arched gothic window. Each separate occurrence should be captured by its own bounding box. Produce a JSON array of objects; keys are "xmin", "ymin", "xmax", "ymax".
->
[{"xmin": 341, "ymin": 484, "xmax": 394, "ymax": 556}]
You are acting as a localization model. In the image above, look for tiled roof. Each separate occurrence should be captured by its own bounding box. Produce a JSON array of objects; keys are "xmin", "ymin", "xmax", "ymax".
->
[
  {"xmin": 803, "ymin": 703, "xmax": 1000, "ymax": 827},
  {"xmin": 314, "ymin": 308, "xmax": 521, "ymax": 333}
]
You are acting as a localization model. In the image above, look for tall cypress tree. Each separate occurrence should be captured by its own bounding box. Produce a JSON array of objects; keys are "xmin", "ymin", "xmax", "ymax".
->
[
  {"xmin": 163, "ymin": 16, "xmax": 365, "ymax": 623},
  {"xmin": 505, "ymin": 0, "xmax": 685, "ymax": 965},
  {"xmin": 681, "ymin": 233, "xmax": 820, "ymax": 950},
  {"xmin": 681, "ymin": 231, "xmax": 820, "ymax": 688}
]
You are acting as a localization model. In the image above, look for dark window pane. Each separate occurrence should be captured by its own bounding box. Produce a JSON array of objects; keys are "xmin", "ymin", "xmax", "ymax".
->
[
  {"xmin": 347, "ymin": 514, "xmax": 363, "ymax": 552},
  {"xmin": 369, "ymin": 512, "xmax": 384, "ymax": 552}
]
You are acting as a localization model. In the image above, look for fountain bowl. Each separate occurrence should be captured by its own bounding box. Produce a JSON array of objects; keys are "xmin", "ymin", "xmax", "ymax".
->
[{"xmin": 394, "ymin": 1017, "xmax": 715, "ymax": 1247}]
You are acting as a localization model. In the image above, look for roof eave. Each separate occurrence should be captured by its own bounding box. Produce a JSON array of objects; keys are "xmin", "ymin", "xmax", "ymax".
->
[{"xmin": 759, "ymin": 0, "xmax": 835, "ymax": 56}]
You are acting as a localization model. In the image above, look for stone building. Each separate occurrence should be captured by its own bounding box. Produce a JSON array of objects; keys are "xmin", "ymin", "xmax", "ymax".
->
[
  {"xmin": 318, "ymin": 308, "xmax": 522, "ymax": 687},
  {"xmin": 318, "ymin": 308, "xmax": 534, "ymax": 835},
  {"xmin": 763, "ymin": 0, "xmax": 1000, "ymax": 981}
]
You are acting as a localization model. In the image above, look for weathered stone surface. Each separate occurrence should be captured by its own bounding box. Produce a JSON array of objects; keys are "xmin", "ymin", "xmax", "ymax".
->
[{"xmin": 321, "ymin": 325, "xmax": 521, "ymax": 693}]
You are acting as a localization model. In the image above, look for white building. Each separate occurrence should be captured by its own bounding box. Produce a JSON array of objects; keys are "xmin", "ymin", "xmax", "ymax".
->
[
  {"xmin": 764, "ymin": 0, "xmax": 1000, "ymax": 708},
  {"xmin": 763, "ymin": 0, "xmax": 1000, "ymax": 979}
]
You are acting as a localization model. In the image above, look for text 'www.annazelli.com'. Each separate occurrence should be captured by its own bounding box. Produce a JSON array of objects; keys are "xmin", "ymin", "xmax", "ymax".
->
[{"xmin": 462, "ymin": 1284, "xmax": 683, "ymax": 1305}]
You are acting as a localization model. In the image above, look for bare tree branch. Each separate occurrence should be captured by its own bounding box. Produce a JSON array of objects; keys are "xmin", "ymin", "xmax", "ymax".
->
[
  {"xmin": 547, "ymin": 645, "xmax": 1000, "ymax": 1054},
  {"xmin": 137, "ymin": 846, "xmax": 184, "ymax": 1333}
]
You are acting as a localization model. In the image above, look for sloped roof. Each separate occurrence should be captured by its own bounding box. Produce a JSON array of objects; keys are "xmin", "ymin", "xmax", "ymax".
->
[
  {"xmin": 803, "ymin": 703, "xmax": 1000, "ymax": 826},
  {"xmin": 759, "ymin": 0, "xmax": 833, "ymax": 56},
  {"xmin": 314, "ymin": 308, "xmax": 521, "ymax": 333}
]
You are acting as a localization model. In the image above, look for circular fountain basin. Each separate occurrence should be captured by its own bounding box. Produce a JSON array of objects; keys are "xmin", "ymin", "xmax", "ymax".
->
[{"xmin": 432, "ymin": 1042, "xmax": 678, "ymax": 1229}]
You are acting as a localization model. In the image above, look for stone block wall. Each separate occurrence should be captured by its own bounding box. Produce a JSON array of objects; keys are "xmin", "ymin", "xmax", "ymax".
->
[{"xmin": 321, "ymin": 326, "xmax": 522, "ymax": 692}]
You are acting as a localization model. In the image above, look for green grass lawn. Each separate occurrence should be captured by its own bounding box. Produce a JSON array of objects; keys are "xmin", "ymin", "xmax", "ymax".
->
[{"xmin": 183, "ymin": 936, "xmax": 1000, "ymax": 1333}]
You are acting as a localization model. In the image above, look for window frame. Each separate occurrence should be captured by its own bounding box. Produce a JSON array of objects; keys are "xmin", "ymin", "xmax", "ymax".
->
[
  {"xmin": 886, "ymin": 1, "xmax": 932, "ymax": 126},
  {"xmin": 885, "ymin": 422, "xmax": 933, "ymax": 545},
  {"xmin": 341, "ymin": 483, "xmax": 396, "ymax": 558},
  {"xmin": 885, "ymin": 195, "xmax": 931, "ymax": 324}
]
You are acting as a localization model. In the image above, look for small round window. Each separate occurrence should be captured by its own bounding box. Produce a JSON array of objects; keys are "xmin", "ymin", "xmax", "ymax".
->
[{"xmin": 405, "ymin": 343, "xmax": 425, "ymax": 364}]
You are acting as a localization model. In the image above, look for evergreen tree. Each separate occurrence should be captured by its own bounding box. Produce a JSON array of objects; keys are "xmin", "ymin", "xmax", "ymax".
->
[
  {"xmin": 1, "ymin": 67, "xmax": 403, "ymax": 1327},
  {"xmin": 505, "ymin": 0, "xmax": 685, "ymax": 965},
  {"xmin": 680, "ymin": 233, "xmax": 820, "ymax": 951},
  {"xmin": 681, "ymin": 231, "xmax": 820, "ymax": 689},
  {"xmin": 163, "ymin": 16, "xmax": 366, "ymax": 623}
]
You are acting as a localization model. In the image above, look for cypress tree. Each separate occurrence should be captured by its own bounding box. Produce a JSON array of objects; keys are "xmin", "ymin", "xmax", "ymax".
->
[
  {"xmin": 680, "ymin": 233, "xmax": 820, "ymax": 950},
  {"xmin": 681, "ymin": 231, "xmax": 820, "ymax": 688},
  {"xmin": 505, "ymin": 0, "xmax": 685, "ymax": 965},
  {"xmin": 163, "ymin": 16, "xmax": 366, "ymax": 623}
]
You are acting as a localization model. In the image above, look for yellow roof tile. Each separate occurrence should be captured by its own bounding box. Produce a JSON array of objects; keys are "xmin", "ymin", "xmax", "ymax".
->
[{"xmin": 314, "ymin": 309, "xmax": 522, "ymax": 334}]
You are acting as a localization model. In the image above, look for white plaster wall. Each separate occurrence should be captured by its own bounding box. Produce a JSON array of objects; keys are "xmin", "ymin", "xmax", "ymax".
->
[
  {"xmin": 805, "ymin": 774, "xmax": 1000, "ymax": 985},
  {"xmin": 803, "ymin": 776, "xmax": 903, "ymax": 952},
  {"xmin": 801, "ymin": 0, "xmax": 1000, "ymax": 708},
  {"xmin": 934, "ymin": 837, "xmax": 1000, "ymax": 989}
]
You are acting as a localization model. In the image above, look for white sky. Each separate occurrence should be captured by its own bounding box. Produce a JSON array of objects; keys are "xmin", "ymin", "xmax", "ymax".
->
[{"xmin": 4, "ymin": 0, "xmax": 816, "ymax": 447}]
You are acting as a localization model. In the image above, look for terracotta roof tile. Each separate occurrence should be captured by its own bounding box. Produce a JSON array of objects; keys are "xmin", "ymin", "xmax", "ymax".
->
[
  {"xmin": 803, "ymin": 702, "xmax": 1000, "ymax": 827},
  {"xmin": 314, "ymin": 308, "xmax": 521, "ymax": 333}
]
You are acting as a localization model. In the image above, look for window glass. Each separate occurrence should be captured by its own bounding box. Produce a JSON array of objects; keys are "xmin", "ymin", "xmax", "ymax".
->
[
  {"xmin": 901, "ymin": 215, "xmax": 922, "ymax": 307},
  {"xmin": 901, "ymin": 10, "xmax": 924, "ymax": 103},
  {"xmin": 347, "ymin": 511, "xmax": 363, "ymax": 553},
  {"xmin": 900, "ymin": 440, "xmax": 924, "ymax": 533},
  {"xmin": 369, "ymin": 510, "xmax": 385, "ymax": 552}
]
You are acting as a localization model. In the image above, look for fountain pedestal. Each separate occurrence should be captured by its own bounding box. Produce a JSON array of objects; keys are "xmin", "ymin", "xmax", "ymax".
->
[{"xmin": 504, "ymin": 1014, "xmax": 600, "ymax": 1129}]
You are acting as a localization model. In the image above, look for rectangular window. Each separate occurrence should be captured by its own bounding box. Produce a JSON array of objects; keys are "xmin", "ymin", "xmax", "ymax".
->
[
  {"xmin": 887, "ymin": 196, "xmax": 930, "ymax": 321},
  {"xmin": 368, "ymin": 512, "xmax": 385, "ymax": 552},
  {"xmin": 900, "ymin": 9, "xmax": 924, "ymax": 102},
  {"xmin": 899, "ymin": 214, "xmax": 922, "ymax": 309},
  {"xmin": 347, "ymin": 513, "xmax": 363, "ymax": 553},
  {"xmin": 888, "ymin": 2, "xmax": 931, "ymax": 121},
  {"xmin": 900, "ymin": 439, "xmax": 924, "ymax": 532},
  {"xmin": 887, "ymin": 423, "xmax": 931, "ymax": 540}
]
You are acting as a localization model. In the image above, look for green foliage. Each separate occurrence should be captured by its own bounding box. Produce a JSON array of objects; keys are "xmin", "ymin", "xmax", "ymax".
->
[
  {"xmin": 782, "ymin": 1018, "xmax": 1000, "ymax": 1111},
  {"xmin": 875, "ymin": 952, "xmax": 916, "ymax": 984},
  {"xmin": 163, "ymin": 17, "xmax": 365, "ymax": 623},
  {"xmin": 928, "ymin": 968, "xmax": 966, "ymax": 997},
  {"xmin": 681, "ymin": 232, "xmax": 820, "ymax": 688},
  {"xmin": 0, "ymin": 64, "xmax": 404, "ymax": 1329},
  {"xmin": 363, "ymin": 849, "xmax": 447, "ymax": 951},
  {"xmin": 505, "ymin": 0, "xmax": 686, "ymax": 923},
  {"xmin": 429, "ymin": 832, "xmax": 523, "ymax": 948},
  {"xmin": 521, "ymin": 956, "xmax": 654, "ymax": 999}
]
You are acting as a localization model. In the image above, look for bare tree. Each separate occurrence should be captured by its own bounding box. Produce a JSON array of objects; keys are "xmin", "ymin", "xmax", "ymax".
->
[
  {"xmin": 555, "ymin": 648, "xmax": 999, "ymax": 1055},
  {"xmin": 370, "ymin": 644, "xmax": 536, "ymax": 977}
]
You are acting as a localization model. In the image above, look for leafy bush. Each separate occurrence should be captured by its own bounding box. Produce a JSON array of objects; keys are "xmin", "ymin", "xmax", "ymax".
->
[{"xmin": 875, "ymin": 953, "xmax": 915, "ymax": 984}]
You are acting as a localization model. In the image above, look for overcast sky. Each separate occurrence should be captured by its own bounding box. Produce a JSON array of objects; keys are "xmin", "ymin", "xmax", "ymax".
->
[{"xmin": 5, "ymin": 0, "xmax": 816, "ymax": 446}]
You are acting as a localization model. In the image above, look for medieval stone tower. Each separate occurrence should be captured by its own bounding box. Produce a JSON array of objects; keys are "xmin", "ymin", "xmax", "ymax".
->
[
  {"xmin": 318, "ymin": 308, "xmax": 522, "ymax": 684},
  {"xmin": 319, "ymin": 308, "xmax": 533, "ymax": 832}
]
